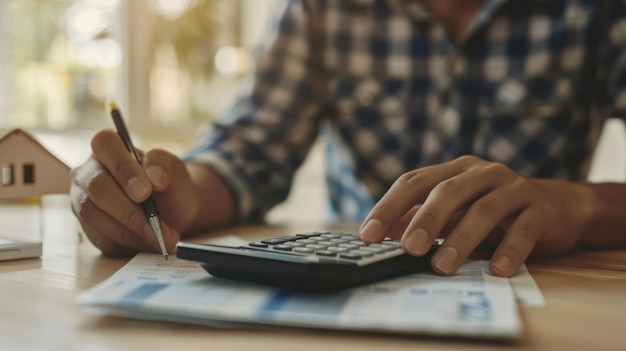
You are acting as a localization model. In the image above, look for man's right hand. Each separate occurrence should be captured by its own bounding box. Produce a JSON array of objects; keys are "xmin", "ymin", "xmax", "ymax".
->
[{"xmin": 70, "ymin": 130, "xmax": 231, "ymax": 256}]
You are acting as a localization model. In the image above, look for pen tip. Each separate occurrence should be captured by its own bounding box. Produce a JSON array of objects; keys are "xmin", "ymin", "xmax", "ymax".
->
[
  {"xmin": 107, "ymin": 100, "xmax": 119, "ymax": 112},
  {"xmin": 165, "ymin": 254, "xmax": 169, "ymax": 261}
]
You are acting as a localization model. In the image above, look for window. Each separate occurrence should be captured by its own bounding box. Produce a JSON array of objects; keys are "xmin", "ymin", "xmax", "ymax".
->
[
  {"xmin": 0, "ymin": 0, "xmax": 277, "ymax": 140},
  {"xmin": 1, "ymin": 164, "xmax": 14, "ymax": 186},
  {"xmin": 23, "ymin": 164, "xmax": 35, "ymax": 184},
  {"xmin": 0, "ymin": 0, "xmax": 123, "ymax": 130}
]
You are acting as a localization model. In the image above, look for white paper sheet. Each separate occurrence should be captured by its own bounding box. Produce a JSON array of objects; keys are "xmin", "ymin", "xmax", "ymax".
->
[
  {"xmin": 79, "ymin": 253, "xmax": 524, "ymax": 340},
  {"xmin": 509, "ymin": 264, "xmax": 546, "ymax": 307}
]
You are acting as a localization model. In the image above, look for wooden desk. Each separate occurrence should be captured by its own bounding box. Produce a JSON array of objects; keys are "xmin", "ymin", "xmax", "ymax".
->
[{"xmin": 1, "ymin": 195, "xmax": 625, "ymax": 351}]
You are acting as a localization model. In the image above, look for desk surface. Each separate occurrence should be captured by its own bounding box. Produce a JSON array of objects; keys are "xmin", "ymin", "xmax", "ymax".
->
[{"xmin": 1, "ymin": 196, "xmax": 625, "ymax": 351}]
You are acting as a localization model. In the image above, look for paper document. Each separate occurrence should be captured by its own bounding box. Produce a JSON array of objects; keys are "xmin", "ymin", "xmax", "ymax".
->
[{"xmin": 79, "ymin": 253, "xmax": 526, "ymax": 339}]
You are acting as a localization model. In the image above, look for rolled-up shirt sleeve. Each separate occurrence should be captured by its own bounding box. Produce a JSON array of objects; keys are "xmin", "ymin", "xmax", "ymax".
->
[{"xmin": 183, "ymin": 0, "xmax": 327, "ymax": 221}]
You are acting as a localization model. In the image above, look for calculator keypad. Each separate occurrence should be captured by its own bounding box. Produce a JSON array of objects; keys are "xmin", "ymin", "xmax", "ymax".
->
[{"xmin": 244, "ymin": 231, "xmax": 427, "ymax": 265}]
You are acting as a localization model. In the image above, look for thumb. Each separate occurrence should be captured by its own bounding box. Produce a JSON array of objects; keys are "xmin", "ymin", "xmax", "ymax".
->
[
  {"xmin": 142, "ymin": 148, "xmax": 185, "ymax": 192},
  {"xmin": 142, "ymin": 149, "xmax": 197, "ymax": 232}
]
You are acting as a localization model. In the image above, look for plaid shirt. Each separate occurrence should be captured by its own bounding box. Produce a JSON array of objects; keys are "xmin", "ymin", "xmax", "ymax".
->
[{"xmin": 186, "ymin": 0, "xmax": 626, "ymax": 222}]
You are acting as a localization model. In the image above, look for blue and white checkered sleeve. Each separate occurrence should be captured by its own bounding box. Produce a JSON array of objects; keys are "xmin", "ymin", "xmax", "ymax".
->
[{"xmin": 183, "ymin": 0, "xmax": 327, "ymax": 221}]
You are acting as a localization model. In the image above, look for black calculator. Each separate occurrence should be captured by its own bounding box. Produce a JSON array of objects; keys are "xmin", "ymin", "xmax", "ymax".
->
[{"xmin": 176, "ymin": 231, "xmax": 441, "ymax": 293}]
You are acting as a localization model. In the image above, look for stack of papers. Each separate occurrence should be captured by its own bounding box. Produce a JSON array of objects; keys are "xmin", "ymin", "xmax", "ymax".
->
[{"xmin": 79, "ymin": 253, "xmax": 543, "ymax": 340}]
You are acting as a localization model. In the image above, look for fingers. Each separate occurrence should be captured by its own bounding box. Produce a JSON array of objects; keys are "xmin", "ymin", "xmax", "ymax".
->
[
  {"xmin": 71, "ymin": 132, "xmax": 184, "ymax": 255},
  {"xmin": 72, "ymin": 156, "xmax": 157, "ymax": 246},
  {"xmin": 359, "ymin": 155, "xmax": 556, "ymax": 278},
  {"xmin": 427, "ymin": 183, "xmax": 535, "ymax": 276},
  {"xmin": 70, "ymin": 182, "xmax": 158, "ymax": 253},
  {"xmin": 359, "ymin": 161, "xmax": 467, "ymax": 243},
  {"xmin": 399, "ymin": 167, "xmax": 500, "ymax": 255},
  {"xmin": 91, "ymin": 130, "xmax": 152, "ymax": 203},
  {"xmin": 71, "ymin": 182, "xmax": 180, "ymax": 255},
  {"xmin": 385, "ymin": 206, "xmax": 420, "ymax": 239},
  {"xmin": 489, "ymin": 204, "xmax": 553, "ymax": 277}
]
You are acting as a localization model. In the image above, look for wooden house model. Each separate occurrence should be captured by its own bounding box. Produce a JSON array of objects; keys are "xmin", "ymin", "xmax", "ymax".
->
[{"xmin": 0, "ymin": 129, "xmax": 70, "ymax": 199}]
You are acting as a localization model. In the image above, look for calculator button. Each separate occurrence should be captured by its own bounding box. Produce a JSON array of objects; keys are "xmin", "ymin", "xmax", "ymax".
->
[
  {"xmin": 350, "ymin": 250, "xmax": 375, "ymax": 257},
  {"xmin": 284, "ymin": 241, "xmax": 306, "ymax": 248},
  {"xmin": 349, "ymin": 241, "xmax": 367, "ymax": 246},
  {"xmin": 339, "ymin": 253, "xmax": 361, "ymax": 259},
  {"xmin": 293, "ymin": 247, "xmax": 314, "ymax": 254},
  {"xmin": 327, "ymin": 247, "xmax": 348, "ymax": 253},
  {"xmin": 338, "ymin": 244, "xmax": 360, "ymax": 250},
  {"xmin": 295, "ymin": 232, "xmax": 325, "ymax": 238},
  {"xmin": 369, "ymin": 243, "xmax": 396, "ymax": 251},
  {"xmin": 295, "ymin": 239, "xmax": 316, "ymax": 245},
  {"xmin": 248, "ymin": 242, "xmax": 268, "ymax": 248},
  {"xmin": 317, "ymin": 241, "xmax": 334, "ymax": 246},
  {"xmin": 359, "ymin": 247, "xmax": 386, "ymax": 254},
  {"xmin": 320, "ymin": 233, "xmax": 341, "ymax": 239},
  {"xmin": 261, "ymin": 238, "xmax": 292, "ymax": 245},
  {"xmin": 305, "ymin": 244, "xmax": 327, "ymax": 250},
  {"xmin": 381, "ymin": 241, "xmax": 402, "ymax": 247}
]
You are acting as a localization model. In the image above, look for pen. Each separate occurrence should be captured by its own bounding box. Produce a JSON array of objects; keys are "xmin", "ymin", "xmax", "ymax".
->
[{"xmin": 107, "ymin": 101, "xmax": 168, "ymax": 260}]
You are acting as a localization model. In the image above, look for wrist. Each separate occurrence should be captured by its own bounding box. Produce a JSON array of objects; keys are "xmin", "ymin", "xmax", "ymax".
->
[
  {"xmin": 529, "ymin": 178, "xmax": 597, "ymax": 251},
  {"xmin": 185, "ymin": 163, "xmax": 236, "ymax": 232}
]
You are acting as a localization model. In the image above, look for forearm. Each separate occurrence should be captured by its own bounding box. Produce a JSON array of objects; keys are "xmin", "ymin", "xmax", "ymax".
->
[
  {"xmin": 532, "ymin": 179, "xmax": 626, "ymax": 251},
  {"xmin": 185, "ymin": 163, "xmax": 236, "ymax": 233}
]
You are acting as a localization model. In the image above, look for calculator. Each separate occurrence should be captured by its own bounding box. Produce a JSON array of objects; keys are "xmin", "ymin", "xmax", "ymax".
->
[{"xmin": 176, "ymin": 231, "xmax": 441, "ymax": 293}]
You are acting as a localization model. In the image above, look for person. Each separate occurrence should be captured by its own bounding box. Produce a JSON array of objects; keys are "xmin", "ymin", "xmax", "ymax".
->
[{"xmin": 70, "ymin": 0, "xmax": 626, "ymax": 277}]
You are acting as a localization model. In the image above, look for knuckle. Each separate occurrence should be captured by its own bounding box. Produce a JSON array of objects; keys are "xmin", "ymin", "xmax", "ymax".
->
[
  {"xmin": 515, "ymin": 220, "xmax": 537, "ymax": 242},
  {"xmin": 371, "ymin": 202, "xmax": 396, "ymax": 219},
  {"xmin": 127, "ymin": 206, "xmax": 147, "ymax": 230},
  {"xmin": 146, "ymin": 148, "xmax": 169, "ymax": 160},
  {"xmin": 397, "ymin": 170, "xmax": 425, "ymax": 187},
  {"xmin": 510, "ymin": 175, "xmax": 531, "ymax": 190},
  {"xmin": 91, "ymin": 130, "xmax": 116, "ymax": 153},
  {"xmin": 417, "ymin": 206, "xmax": 441, "ymax": 225},
  {"xmin": 76, "ymin": 197, "xmax": 97, "ymax": 223},
  {"xmin": 540, "ymin": 202, "xmax": 557, "ymax": 219},
  {"xmin": 454, "ymin": 230, "xmax": 473, "ymax": 246},
  {"xmin": 434, "ymin": 178, "xmax": 461, "ymax": 196},
  {"xmin": 483, "ymin": 161, "xmax": 510, "ymax": 176},
  {"xmin": 473, "ymin": 199, "xmax": 498, "ymax": 218},
  {"xmin": 114, "ymin": 158, "xmax": 138, "ymax": 178},
  {"xmin": 117, "ymin": 227, "xmax": 135, "ymax": 247},
  {"xmin": 86, "ymin": 171, "xmax": 109, "ymax": 197},
  {"xmin": 456, "ymin": 154, "xmax": 479, "ymax": 163},
  {"xmin": 453, "ymin": 155, "xmax": 481, "ymax": 169}
]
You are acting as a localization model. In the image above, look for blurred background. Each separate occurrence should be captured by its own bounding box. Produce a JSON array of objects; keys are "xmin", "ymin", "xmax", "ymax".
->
[
  {"xmin": 0, "ymin": 0, "xmax": 327, "ymax": 223},
  {"xmin": 0, "ymin": 0, "xmax": 276, "ymax": 139}
]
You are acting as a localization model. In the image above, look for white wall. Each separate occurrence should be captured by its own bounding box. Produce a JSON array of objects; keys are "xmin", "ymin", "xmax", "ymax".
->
[{"xmin": 588, "ymin": 119, "xmax": 626, "ymax": 182}]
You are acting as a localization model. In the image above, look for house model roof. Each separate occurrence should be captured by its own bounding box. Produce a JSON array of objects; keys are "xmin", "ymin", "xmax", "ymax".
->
[{"xmin": 0, "ymin": 128, "xmax": 70, "ymax": 199}]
